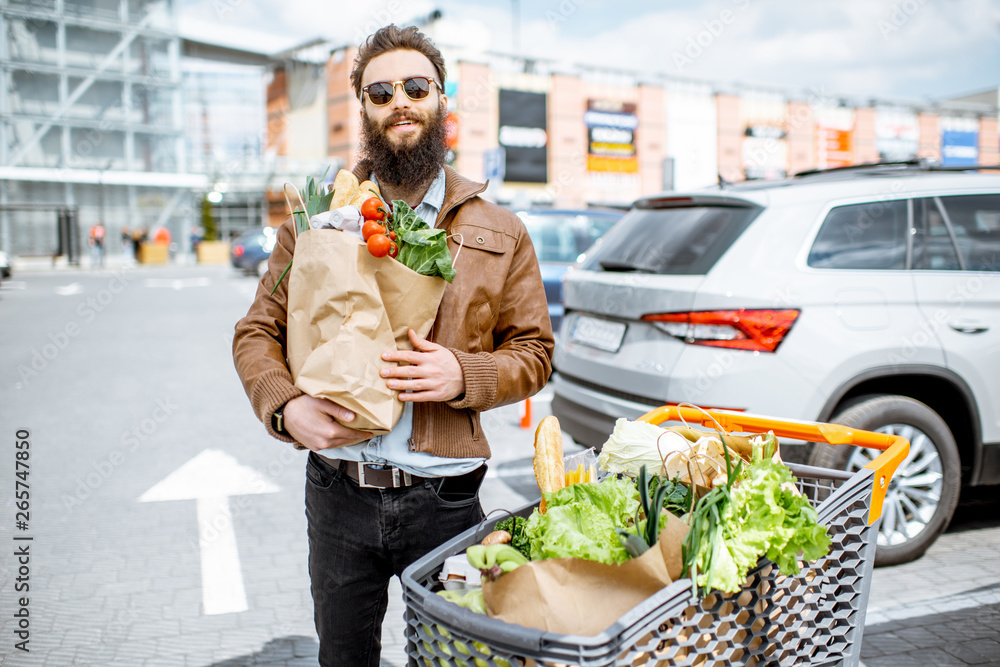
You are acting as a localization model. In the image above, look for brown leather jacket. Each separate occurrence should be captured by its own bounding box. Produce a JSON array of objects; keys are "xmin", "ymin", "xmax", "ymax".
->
[{"xmin": 232, "ymin": 162, "xmax": 554, "ymax": 458}]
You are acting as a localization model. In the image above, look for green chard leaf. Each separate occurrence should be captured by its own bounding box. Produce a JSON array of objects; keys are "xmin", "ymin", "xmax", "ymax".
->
[{"xmin": 390, "ymin": 200, "xmax": 456, "ymax": 282}]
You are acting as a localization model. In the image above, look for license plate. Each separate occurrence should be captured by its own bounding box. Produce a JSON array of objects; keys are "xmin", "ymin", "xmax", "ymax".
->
[{"xmin": 570, "ymin": 316, "xmax": 627, "ymax": 353}]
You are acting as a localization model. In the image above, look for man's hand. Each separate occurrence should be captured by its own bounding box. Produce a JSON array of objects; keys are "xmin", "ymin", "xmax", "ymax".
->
[
  {"xmin": 381, "ymin": 329, "xmax": 466, "ymax": 402},
  {"xmin": 282, "ymin": 395, "xmax": 373, "ymax": 451}
]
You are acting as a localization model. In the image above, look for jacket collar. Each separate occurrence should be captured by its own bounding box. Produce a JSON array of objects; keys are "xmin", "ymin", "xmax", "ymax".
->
[{"xmin": 351, "ymin": 160, "xmax": 487, "ymax": 225}]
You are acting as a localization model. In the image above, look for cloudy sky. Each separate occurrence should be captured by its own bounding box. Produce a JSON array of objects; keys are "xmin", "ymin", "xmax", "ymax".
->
[{"xmin": 179, "ymin": 0, "xmax": 1000, "ymax": 103}]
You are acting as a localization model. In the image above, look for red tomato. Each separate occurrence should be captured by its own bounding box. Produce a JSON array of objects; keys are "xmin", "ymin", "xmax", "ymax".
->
[
  {"xmin": 367, "ymin": 233, "xmax": 392, "ymax": 258},
  {"xmin": 388, "ymin": 241, "xmax": 398, "ymax": 258},
  {"xmin": 361, "ymin": 197, "xmax": 386, "ymax": 221},
  {"xmin": 362, "ymin": 220, "xmax": 386, "ymax": 241}
]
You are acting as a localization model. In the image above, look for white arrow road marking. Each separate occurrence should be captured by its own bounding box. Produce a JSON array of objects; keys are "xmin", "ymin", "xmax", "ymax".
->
[
  {"xmin": 142, "ymin": 277, "xmax": 212, "ymax": 290},
  {"xmin": 138, "ymin": 449, "xmax": 279, "ymax": 615},
  {"xmin": 55, "ymin": 282, "xmax": 83, "ymax": 295}
]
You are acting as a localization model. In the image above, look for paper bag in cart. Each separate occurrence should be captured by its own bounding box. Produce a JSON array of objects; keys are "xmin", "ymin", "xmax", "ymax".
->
[
  {"xmin": 482, "ymin": 514, "xmax": 689, "ymax": 637},
  {"xmin": 286, "ymin": 229, "xmax": 446, "ymax": 434}
]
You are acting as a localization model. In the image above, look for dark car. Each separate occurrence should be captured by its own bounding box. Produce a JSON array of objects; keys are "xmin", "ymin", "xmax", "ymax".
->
[
  {"xmin": 515, "ymin": 209, "xmax": 623, "ymax": 332},
  {"xmin": 230, "ymin": 227, "xmax": 277, "ymax": 276}
]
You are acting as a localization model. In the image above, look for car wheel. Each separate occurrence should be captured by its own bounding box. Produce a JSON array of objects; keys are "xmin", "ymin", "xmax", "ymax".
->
[
  {"xmin": 808, "ymin": 395, "xmax": 960, "ymax": 567},
  {"xmin": 256, "ymin": 259, "xmax": 269, "ymax": 278}
]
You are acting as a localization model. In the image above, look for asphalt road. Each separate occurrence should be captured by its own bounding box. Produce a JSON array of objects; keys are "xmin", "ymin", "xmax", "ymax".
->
[{"xmin": 1, "ymin": 263, "xmax": 997, "ymax": 667}]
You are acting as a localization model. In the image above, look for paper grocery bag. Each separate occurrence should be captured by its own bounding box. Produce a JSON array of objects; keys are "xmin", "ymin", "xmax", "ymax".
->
[
  {"xmin": 286, "ymin": 229, "xmax": 446, "ymax": 434},
  {"xmin": 482, "ymin": 514, "xmax": 689, "ymax": 637}
]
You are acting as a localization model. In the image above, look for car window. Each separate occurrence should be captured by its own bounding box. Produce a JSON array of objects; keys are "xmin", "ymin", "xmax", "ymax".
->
[
  {"xmin": 520, "ymin": 213, "xmax": 619, "ymax": 263},
  {"xmin": 580, "ymin": 205, "xmax": 758, "ymax": 275},
  {"xmin": 808, "ymin": 200, "xmax": 908, "ymax": 270},
  {"xmin": 936, "ymin": 194, "xmax": 1000, "ymax": 272},
  {"xmin": 913, "ymin": 198, "xmax": 961, "ymax": 271}
]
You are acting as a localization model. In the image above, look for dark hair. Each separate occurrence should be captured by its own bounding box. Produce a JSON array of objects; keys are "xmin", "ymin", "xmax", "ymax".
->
[{"xmin": 350, "ymin": 25, "xmax": 447, "ymax": 100}]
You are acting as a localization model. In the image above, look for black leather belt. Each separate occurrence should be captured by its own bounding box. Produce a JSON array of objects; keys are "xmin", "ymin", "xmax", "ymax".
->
[{"xmin": 338, "ymin": 460, "xmax": 432, "ymax": 489}]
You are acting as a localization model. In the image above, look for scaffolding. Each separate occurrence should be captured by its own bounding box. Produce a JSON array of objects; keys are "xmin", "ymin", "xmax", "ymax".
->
[{"xmin": 0, "ymin": 0, "xmax": 202, "ymax": 258}]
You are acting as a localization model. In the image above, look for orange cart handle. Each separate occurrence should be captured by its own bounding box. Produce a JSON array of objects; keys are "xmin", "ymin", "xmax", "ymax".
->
[{"xmin": 638, "ymin": 405, "xmax": 909, "ymax": 525}]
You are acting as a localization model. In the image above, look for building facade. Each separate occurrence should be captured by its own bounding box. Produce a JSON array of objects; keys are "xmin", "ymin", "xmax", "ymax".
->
[{"xmin": 1, "ymin": 0, "xmax": 202, "ymax": 261}]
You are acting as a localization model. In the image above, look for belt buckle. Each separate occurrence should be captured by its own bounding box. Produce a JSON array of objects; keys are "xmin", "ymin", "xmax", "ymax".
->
[{"xmin": 358, "ymin": 462, "xmax": 412, "ymax": 488}]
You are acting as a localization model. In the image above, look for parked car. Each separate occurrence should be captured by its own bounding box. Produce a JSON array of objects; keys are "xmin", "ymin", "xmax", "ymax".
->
[
  {"xmin": 515, "ymin": 208, "xmax": 623, "ymax": 332},
  {"xmin": 0, "ymin": 250, "xmax": 10, "ymax": 279},
  {"xmin": 230, "ymin": 227, "xmax": 276, "ymax": 276},
  {"xmin": 551, "ymin": 162, "xmax": 1000, "ymax": 566}
]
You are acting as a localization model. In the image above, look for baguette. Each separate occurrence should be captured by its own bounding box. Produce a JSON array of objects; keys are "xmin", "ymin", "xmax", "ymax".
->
[{"xmin": 533, "ymin": 416, "xmax": 565, "ymax": 513}]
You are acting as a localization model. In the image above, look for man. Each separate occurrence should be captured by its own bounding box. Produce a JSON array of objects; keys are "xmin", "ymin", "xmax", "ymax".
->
[
  {"xmin": 232, "ymin": 24, "xmax": 553, "ymax": 667},
  {"xmin": 89, "ymin": 220, "xmax": 106, "ymax": 268}
]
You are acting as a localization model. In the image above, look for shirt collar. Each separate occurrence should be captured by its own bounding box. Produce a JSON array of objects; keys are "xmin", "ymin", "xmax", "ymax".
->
[{"xmin": 370, "ymin": 166, "xmax": 447, "ymax": 214}]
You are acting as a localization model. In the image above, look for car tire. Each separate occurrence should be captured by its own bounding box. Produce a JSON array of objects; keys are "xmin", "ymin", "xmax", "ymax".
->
[{"xmin": 809, "ymin": 395, "xmax": 960, "ymax": 567}]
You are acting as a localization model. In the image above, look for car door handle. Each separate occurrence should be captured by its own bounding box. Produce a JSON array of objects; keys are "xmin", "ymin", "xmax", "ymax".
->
[{"xmin": 948, "ymin": 320, "xmax": 989, "ymax": 334}]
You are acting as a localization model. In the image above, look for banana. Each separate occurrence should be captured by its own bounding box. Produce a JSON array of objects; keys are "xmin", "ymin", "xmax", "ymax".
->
[
  {"xmin": 465, "ymin": 545, "xmax": 488, "ymax": 570},
  {"xmin": 493, "ymin": 545, "xmax": 528, "ymax": 567}
]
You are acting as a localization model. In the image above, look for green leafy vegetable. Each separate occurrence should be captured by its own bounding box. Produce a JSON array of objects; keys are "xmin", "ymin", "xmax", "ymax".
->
[
  {"xmin": 525, "ymin": 478, "xmax": 639, "ymax": 564},
  {"xmin": 494, "ymin": 516, "xmax": 531, "ymax": 561},
  {"xmin": 269, "ymin": 207, "xmax": 310, "ymax": 296},
  {"xmin": 649, "ymin": 475, "xmax": 694, "ymax": 517},
  {"xmin": 682, "ymin": 444, "xmax": 831, "ymax": 596},
  {"xmin": 391, "ymin": 200, "xmax": 456, "ymax": 282}
]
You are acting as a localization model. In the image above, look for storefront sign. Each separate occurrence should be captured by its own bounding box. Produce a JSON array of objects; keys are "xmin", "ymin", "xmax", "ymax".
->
[
  {"xmin": 498, "ymin": 89, "xmax": 548, "ymax": 183},
  {"xmin": 585, "ymin": 100, "xmax": 638, "ymax": 173}
]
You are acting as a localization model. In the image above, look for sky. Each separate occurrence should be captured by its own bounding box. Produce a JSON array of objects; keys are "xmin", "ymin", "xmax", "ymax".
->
[{"xmin": 178, "ymin": 0, "xmax": 1000, "ymax": 103}]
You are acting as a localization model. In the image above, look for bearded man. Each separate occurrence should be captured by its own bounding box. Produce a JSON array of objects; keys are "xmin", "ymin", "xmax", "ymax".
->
[{"xmin": 232, "ymin": 24, "xmax": 553, "ymax": 667}]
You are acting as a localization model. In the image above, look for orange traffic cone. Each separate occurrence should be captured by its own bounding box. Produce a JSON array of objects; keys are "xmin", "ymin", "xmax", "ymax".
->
[{"xmin": 519, "ymin": 398, "xmax": 532, "ymax": 429}]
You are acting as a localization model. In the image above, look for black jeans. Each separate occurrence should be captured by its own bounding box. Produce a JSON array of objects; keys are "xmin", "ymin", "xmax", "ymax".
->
[{"xmin": 305, "ymin": 453, "xmax": 485, "ymax": 667}]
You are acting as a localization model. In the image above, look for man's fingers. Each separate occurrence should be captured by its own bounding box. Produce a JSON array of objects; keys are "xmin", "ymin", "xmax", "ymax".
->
[
  {"xmin": 382, "ymin": 349, "xmax": 423, "ymax": 365},
  {"xmin": 408, "ymin": 328, "xmax": 439, "ymax": 351},
  {"xmin": 317, "ymin": 400, "xmax": 355, "ymax": 423}
]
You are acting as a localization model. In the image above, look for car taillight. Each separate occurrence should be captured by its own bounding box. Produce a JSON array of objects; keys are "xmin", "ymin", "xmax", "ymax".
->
[
  {"xmin": 233, "ymin": 245, "xmax": 244, "ymax": 257},
  {"xmin": 641, "ymin": 309, "xmax": 799, "ymax": 353}
]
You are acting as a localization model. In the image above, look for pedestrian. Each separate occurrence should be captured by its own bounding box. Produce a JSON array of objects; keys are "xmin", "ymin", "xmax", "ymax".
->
[
  {"xmin": 88, "ymin": 220, "xmax": 106, "ymax": 268},
  {"xmin": 232, "ymin": 24, "xmax": 553, "ymax": 667},
  {"xmin": 121, "ymin": 225, "xmax": 133, "ymax": 262},
  {"xmin": 132, "ymin": 227, "xmax": 145, "ymax": 261}
]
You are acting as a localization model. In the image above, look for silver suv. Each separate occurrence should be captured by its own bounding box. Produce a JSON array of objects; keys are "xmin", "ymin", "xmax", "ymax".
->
[{"xmin": 552, "ymin": 163, "xmax": 1000, "ymax": 566}]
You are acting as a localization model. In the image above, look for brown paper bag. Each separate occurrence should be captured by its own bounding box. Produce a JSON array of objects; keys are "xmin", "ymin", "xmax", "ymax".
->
[
  {"xmin": 482, "ymin": 514, "xmax": 689, "ymax": 636},
  {"xmin": 286, "ymin": 229, "xmax": 447, "ymax": 434}
]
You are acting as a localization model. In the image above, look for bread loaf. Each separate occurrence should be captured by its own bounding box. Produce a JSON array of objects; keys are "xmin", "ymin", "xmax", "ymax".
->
[{"xmin": 533, "ymin": 416, "xmax": 565, "ymax": 513}]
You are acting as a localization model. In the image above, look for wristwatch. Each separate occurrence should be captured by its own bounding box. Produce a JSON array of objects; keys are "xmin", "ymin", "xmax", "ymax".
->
[{"xmin": 272, "ymin": 404, "xmax": 287, "ymax": 435}]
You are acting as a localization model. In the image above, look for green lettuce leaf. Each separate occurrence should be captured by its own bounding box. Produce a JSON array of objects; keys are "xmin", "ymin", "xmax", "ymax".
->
[
  {"xmin": 524, "ymin": 478, "xmax": 639, "ymax": 565},
  {"xmin": 689, "ymin": 458, "xmax": 832, "ymax": 594}
]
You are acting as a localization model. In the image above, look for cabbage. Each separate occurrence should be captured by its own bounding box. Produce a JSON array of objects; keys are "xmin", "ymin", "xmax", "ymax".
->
[{"xmin": 598, "ymin": 418, "xmax": 685, "ymax": 477}]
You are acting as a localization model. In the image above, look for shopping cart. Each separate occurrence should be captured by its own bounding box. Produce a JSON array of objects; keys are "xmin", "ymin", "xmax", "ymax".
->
[{"xmin": 401, "ymin": 406, "xmax": 909, "ymax": 667}]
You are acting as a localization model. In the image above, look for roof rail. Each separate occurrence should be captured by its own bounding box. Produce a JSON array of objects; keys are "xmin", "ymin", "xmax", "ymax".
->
[{"xmin": 793, "ymin": 159, "xmax": 1000, "ymax": 178}]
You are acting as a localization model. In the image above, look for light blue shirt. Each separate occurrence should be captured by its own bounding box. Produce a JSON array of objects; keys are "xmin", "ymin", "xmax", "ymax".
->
[{"xmin": 317, "ymin": 167, "xmax": 486, "ymax": 478}]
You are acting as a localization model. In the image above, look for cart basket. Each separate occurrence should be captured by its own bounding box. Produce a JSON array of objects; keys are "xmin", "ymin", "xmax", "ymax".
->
[{"xmin": 401, "ymin": 406, "xmax": 908, "ymax": 667}]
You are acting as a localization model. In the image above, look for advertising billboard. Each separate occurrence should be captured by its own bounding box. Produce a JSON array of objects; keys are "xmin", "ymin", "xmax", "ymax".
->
[
  {"xmin": 585, "ymin": 100, "xmax": 638, "ymax": 173},
  {"xmin": 875, "ymin": 107, "xmax": 919, "ymax": 162},
  {"xmin": 665, "ymin": 86, "xmax": 717, "ymax": 191},
  {"xmin": 941, "ymin": 116, "xmax": 979, "ymax": 167},
  {"xmin": 498, "ymin": 89, "xmax": 548, "ymax": 183}
]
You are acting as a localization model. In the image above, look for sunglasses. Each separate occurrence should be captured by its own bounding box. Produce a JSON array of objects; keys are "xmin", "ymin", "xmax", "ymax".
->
[{"xmin": 362, "ymin": 76, "xmax": 440, "ymax": 106}]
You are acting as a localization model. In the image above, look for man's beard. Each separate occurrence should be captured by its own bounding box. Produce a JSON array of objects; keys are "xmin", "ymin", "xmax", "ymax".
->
[{"xmin": 360, "ymin": 105, "xmax": 449, "ymax": 190}]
